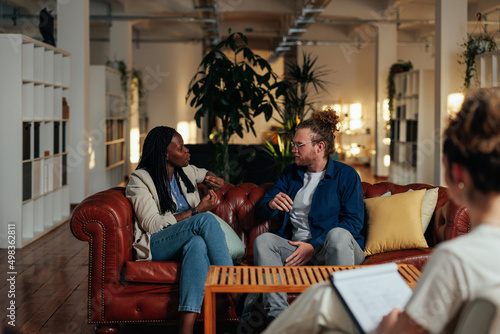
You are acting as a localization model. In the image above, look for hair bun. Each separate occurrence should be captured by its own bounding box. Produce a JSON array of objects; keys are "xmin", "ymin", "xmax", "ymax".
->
[
  {"xmin": 450, "ymin": 89, "xmax": 500, "ymax": 156},
  {"xmin": 313, "ymin": 108, "xmax": 341, "ymax": 133}
]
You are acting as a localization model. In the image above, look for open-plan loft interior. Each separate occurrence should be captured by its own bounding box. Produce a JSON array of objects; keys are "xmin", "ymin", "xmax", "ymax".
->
[
  {"xmin": 1, "ymin": 0, "xmax": 499, "ymax": 51},
  {"xmin": 1, "ymin": 2, "xmax": 500, "ymax": 334},
  {"xmin": 1, "ymin": 0, "xmax": 499, "ymax": 205}
]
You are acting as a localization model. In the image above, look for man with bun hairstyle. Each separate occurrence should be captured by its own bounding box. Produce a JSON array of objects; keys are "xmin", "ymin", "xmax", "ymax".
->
[
  {"xmin": 239, "ymin": 108, "xmax": 365, "ymax": 323},
  {"xmin": 262, "ymin": 88, "xmax": 500, "ymax": 334}
]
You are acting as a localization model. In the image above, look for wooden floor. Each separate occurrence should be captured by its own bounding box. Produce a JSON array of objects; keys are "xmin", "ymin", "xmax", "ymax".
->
[
  {"xmin": 0, "ymin": 164, "xmax": 382, "ymax": 334},
  {"xmin": 0, "ymin": 221, "xmax": 93, "ymax": 334}
]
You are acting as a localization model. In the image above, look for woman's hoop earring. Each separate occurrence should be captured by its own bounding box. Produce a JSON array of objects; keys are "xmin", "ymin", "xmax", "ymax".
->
[{"xmin": 458, "ymin": 182, "xmax": 465, "ymax": 190}]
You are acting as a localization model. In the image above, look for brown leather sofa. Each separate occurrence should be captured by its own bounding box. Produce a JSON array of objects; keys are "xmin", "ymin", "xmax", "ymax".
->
[{"xmin": 70, "ymin": 181, "xmax": 470, "ymax": 333}]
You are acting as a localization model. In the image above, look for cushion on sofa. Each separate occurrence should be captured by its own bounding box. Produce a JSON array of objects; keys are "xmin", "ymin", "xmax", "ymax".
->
[
  {"xmin": 364, "ymin": 189, "xmax": 428, "ymax": 256},
  {"xmin": 408, "ymin": 187, "xmax": 439, "ymax": 232},
  {"xmin": 208, "ymin": 212, "xmax": 245, "ymax": 264}
]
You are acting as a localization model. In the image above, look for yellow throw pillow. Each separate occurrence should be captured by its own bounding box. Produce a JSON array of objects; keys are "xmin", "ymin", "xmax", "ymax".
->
[{"xmin": 364, "ymin": 189, "xmax": 428, "ymax": 256}]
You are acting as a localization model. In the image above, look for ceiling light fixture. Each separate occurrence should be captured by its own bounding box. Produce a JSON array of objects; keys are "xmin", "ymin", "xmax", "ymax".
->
[
  {"xmin": 275, "ymin": 46, "xmax": 291, "ymax": 52},
  {"xmin": 295, "ymin": 17, "xmax": 315, "ymax": 24},
  {"xmin": 288, "ymin": 27, "xmax": 308, "ymax": 34},
  {"xmin": 301, "ymin": 7, "xmax": 324, "ymax": 15},
  {"xmin": 194, "ymin": 6, "xmax": 216, "ymax": 12}
]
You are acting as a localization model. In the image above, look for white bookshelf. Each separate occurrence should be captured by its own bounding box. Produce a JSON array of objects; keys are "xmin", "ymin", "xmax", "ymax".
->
[
  {"xmin": 389, "ymin": 69, "xmax": 435, "ymax": 185},
  {"xmin": 89, "ymin": 65, "xmax": 127, "ymax": 194},
  {"xmin": 476, "ymin": 50, "xmax": 500, "ymax": 89},
  {"xmin": 0, "ymin": 34, "xmax": 71, "ymax": 248}
]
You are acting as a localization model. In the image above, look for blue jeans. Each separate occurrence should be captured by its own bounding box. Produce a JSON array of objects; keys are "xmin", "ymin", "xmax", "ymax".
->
[
  {"xmin": 253, "ymin": 228, "xmax": 365, "ymax": 318},
  {"xmin": 150, "ymin": 212, "xmax": 233, "ymax": 313}
]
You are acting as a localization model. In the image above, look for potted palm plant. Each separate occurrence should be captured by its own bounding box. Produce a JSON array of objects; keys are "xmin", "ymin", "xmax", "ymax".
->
[
  {"xmin": 263, "ymin": 52, "xmax": 331, "ymax": 172},
  {"xmin": 186, "ymin": 32, "xmax": 284, "ymax": 181}
]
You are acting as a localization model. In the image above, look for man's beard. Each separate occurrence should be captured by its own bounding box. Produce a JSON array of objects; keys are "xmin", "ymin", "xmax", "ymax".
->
[{"xmin": 295, "ymin": 154, "xmax": 314, "ymax": 167}]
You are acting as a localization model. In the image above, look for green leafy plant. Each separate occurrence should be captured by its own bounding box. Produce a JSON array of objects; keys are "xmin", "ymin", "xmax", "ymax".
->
[
  {"xmin": 387, "ymin": 61, "xmax": 413, "ymax": 114},
  {"xmin": 130, "ymin": 68, "xmax": 145, "ymax": 100},
  {"xmin": 106, "ymin": 60, "xmax": 145, "ymax": 102},
  {"xmin": 458, "ymin": 33, "xmax": 497, "ymax": 89},
  {"xmin": 386, "ymin": 61, "xmax": 413, "ymax": 138},
  {"xmin": 186, "ymin": 32, "xmax": 284, "ymax": 181},
  {"xmin": 106, "ymin": 60, "xmax": 128, "ymax": 95},
  {"xmin": 263, "ymin": 52, "xmax": 331, "ymax": 172}
]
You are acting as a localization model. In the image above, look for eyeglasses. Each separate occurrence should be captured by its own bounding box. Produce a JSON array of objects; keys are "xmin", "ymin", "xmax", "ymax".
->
[{"xmin": 291, "ymin": 140, "xmax": 319, "ymax": 149}]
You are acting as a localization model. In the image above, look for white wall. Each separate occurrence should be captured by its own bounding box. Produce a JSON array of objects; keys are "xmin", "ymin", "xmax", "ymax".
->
[
  {"xmin": 90, "ymin": 41, "xmax": 204, "ymax": 143},
  {"xmin": 300, "ymin": 44, "xmax": 377, "ymax": 155},
  {"xmin": 89, "ymin": 41, "xmax": 435, "ymax": 148},
  {"xmin": 133, "ymin": 42, "xmax": 204, "ymax": 142},
  {"xmin": 398, "ymin": 45, "xmax": 435, "ymax": 71},
  {"xmin": 90, "ymin": 41, "xmax": 109, "ymax": 65}
]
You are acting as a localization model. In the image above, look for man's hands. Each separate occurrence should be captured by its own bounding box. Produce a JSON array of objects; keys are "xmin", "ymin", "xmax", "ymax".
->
[
  {"xmin": 196, "ymin": 189, "xmax": 218, "ymax": 213},
  {"xmin": 268, "ymin": 192, "xmax": 294, "ymax": 212},
  {"xmin": 285, "ymin": 241, "xmax": 315, "ymax": 266}
]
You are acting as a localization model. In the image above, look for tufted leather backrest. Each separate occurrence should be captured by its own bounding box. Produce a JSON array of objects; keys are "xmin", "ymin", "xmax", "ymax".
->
[{"xmin": 208, "ymin": 182, "xmax": 280, "ymax": 264}]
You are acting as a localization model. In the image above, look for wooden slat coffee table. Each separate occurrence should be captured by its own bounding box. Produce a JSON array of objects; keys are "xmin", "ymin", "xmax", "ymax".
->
[{"xmin": 204, "ymin": 264, "xmax": 421, "ymax": 334}]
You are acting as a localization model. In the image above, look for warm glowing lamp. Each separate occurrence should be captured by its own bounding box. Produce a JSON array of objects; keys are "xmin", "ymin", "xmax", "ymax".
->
[
  {"xmin": 177, "ymin": 122, "xmax": 190, "ymax": 141},
  {"xmin": 349, "ymin": 103, "xmax": 362, "ymax": 119},
  {"xmin": 447, "ymin": 93, "xmax": 464, "ymax": 116},
  {"xmin": 382, "ymin": 99, "xmax": 390, "ymax": 121},
  {"xmin": 384, "ymin": 154, "xmax": 391, "ymax": 167},
  {"xmin": 130, "ymin": 128, "xmax": 140, "ymax": 163}
]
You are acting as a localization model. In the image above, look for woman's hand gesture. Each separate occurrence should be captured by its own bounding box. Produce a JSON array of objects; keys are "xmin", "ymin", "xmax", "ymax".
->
[
  {"xmin": 204, "ymin": 173, "xmax": 224, "ymax": 191},
  {"xmin": 196, "ymin": 189, "xmax": 218, "ymax": 213}
]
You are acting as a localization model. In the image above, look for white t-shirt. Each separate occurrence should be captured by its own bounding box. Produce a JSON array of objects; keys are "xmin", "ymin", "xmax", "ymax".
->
[
  {"xmin": 405, "ymin": 224, "xmax": 500, "ymax": 333},
  {"xmin": 290, "ymin": 171, "xmax": 325, "ymax": 242}
]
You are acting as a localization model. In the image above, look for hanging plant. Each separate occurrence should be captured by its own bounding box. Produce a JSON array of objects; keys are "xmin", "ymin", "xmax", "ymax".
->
[
  {"xmin": 106, "ymin": 60, "xmax": 128, "ymax": 96},
  {"xmin": 387, "ymin": 61, "xmax": 413, "ymax": 114},
  {"xmin": 130, "ymin": 68, "xmax": 145, "ymax": 100},
  {"xmin": 458, "ymin": 33, "xmax": 497, "ymax": 89},
  {"xmin": 386, "ymin": 61, "xmax": 413, "ymax": 139}
]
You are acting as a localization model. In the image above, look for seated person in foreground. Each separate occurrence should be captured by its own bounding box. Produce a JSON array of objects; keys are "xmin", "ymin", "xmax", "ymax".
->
[
  {"xmin": 252, "ymin": 109, "xmax": 365, "ymax": 321},
  {"xmin": 263, "ymin": 88, "xmax": 500, "ymax": 334},
  {"xmin": 126, "ymin": 126, "xmax": 233, "ymax": 334}
]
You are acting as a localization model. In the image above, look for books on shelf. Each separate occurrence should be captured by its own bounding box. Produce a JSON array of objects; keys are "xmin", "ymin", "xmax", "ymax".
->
[
  {"xmin": 23, "ymin": 122, "xmax": 32, "ymax": 160},
  {"xmin": 54, "ymin": 121, "xmax": 60, "ymax": 154},
  {"xmin": 0, "ymin": 34, "xmax": 71, "ymax": 248},
  {"xmin": 329, "ymin": 263, "xmax": 412, "ymax": 334},
  {"xmin": 34, "ymin": 122, "xmax": 41, "ymax": 158},
  {"xmin": 22, "ymin": 162, "xmax": 32, "ymax": 201}
]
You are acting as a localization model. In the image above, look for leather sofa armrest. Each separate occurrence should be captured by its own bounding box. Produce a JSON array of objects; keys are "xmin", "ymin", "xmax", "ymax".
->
[
  {"xmin": 70, "ymin": 187, "xmax": 134, "ymax": 284},
  {"xmin": 432, "ymin": 199, "xmax": 471, "ymax": 245}
]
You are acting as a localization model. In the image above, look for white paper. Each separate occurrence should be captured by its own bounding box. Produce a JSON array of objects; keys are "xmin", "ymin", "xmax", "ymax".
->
[{"xmin": 330, "ymin": 263, "xmax": 413, "ymax": 333}]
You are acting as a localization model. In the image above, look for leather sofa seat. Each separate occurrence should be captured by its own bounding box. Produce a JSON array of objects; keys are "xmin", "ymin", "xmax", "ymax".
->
[{"xmin": 70, "ymin": 181, "xmax": 470, "ymax": 332}]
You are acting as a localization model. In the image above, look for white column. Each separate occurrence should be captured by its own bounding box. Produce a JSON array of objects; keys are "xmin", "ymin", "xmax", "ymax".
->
[
  {"xmin": 109, "ymin": 21, "xmax": 132, "ymax": 67},
  {"xmin": 109, "ymin": 21, "xmax": 139, "ymax": 174},
  {"xmin": 375, "ymin": 24, "xmax": 397, "ymax": 177},
  {"xmin": 57, "ymin": 0, "xmax": 90, "ymax": 205},
  {"xmin": 434, "ymin": 0, "xmax": 467, "ymax": 185}
]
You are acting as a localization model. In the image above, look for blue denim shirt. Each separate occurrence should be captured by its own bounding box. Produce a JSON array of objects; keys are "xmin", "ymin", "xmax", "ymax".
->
[{"xmin": 257, "ymin": 158, "xmax": 365, "ymax": 250}]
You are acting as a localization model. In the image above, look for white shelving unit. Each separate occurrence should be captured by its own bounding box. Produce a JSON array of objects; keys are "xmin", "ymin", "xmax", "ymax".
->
[
  {"xmin": 476, "ymin": 50, "xmax": 500, "ymax": 89},
  {"xmin": 89, "ymin": 65, "xmax": 127, "ymax": 194},
  {"xmin": 389, "ymin": 69, "xmax": 435, "ymax": 185},
  {"xmin": 0, "ymin": 34, "xmax": 71, "ymax": 248}
]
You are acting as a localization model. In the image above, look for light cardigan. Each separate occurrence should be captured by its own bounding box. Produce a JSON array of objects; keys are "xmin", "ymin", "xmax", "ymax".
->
[{"xmin": 126, "ymin": 166, "xmax": 208, "ymax": 261}]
